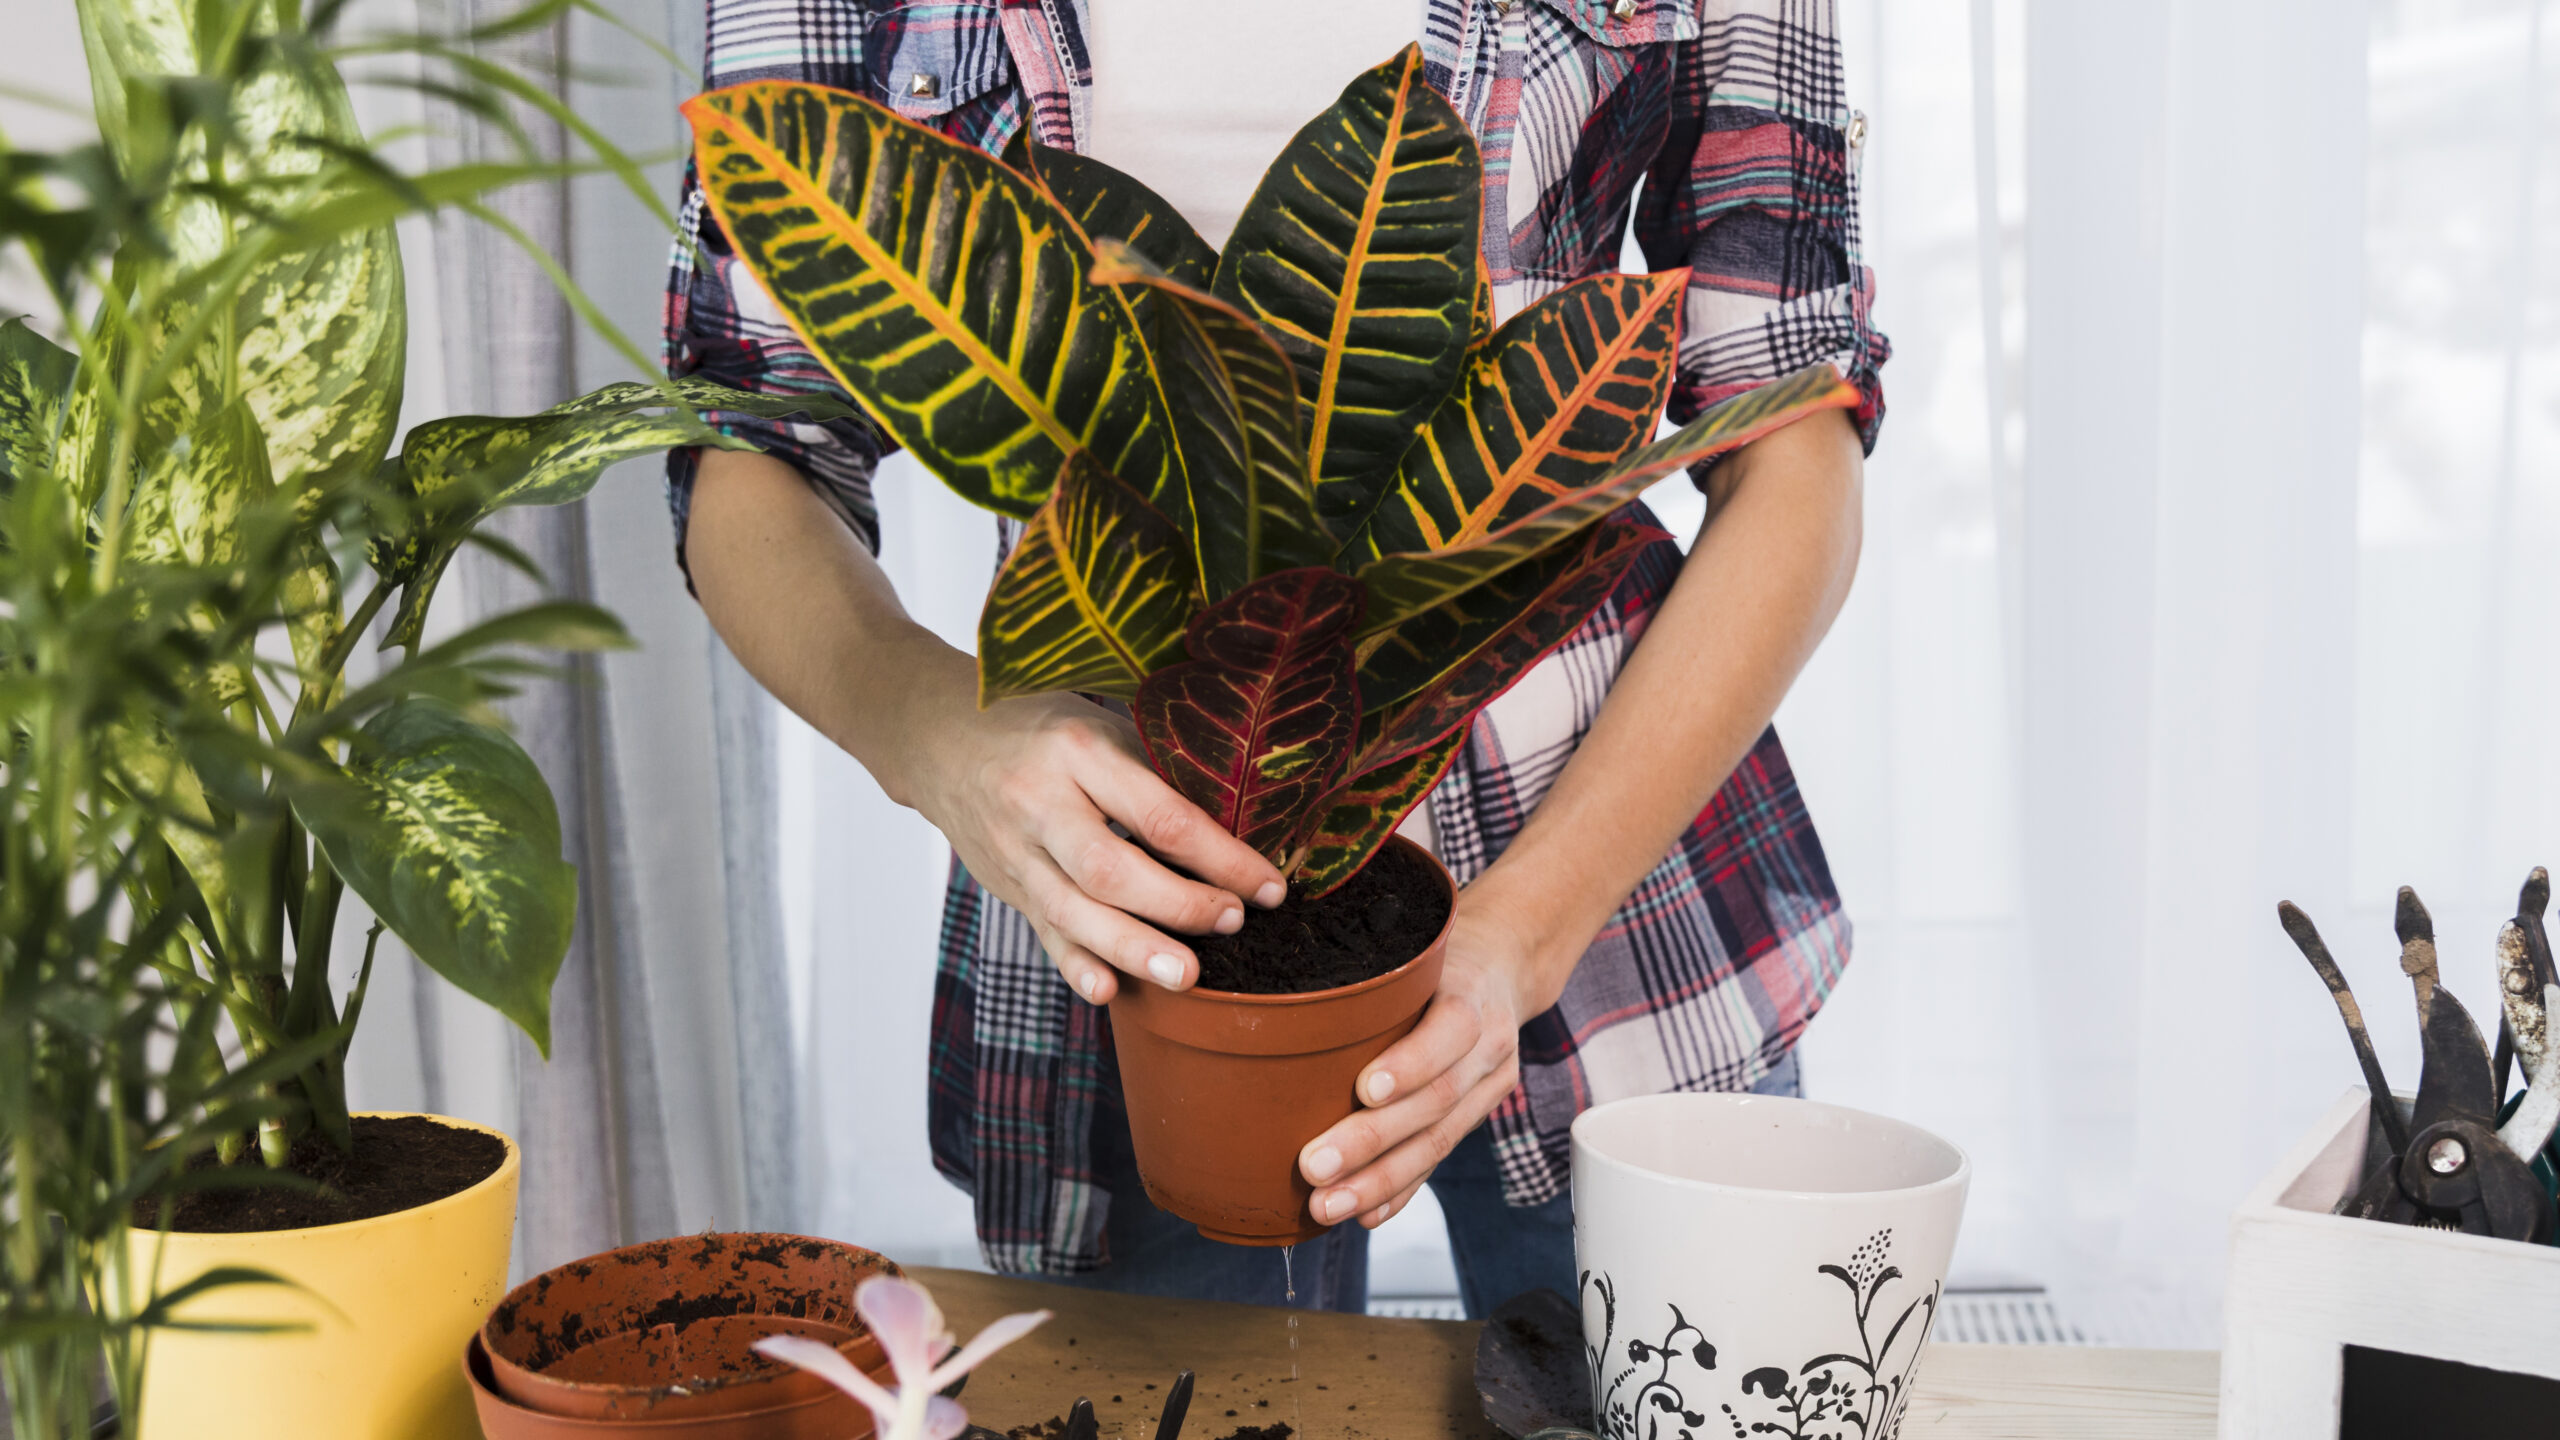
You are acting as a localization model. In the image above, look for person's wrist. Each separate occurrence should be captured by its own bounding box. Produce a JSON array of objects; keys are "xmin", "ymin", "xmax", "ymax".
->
[
  {"xmin": 848, "ymin": 627, "xmax": 981, "ymax": 813},
  {"xmin": 1450, "ymin": 877, "xmax": 1577, "ymax": 1021}
]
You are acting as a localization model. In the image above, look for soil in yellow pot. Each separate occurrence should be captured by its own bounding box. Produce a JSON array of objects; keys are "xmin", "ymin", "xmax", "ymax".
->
[{"xmin": 126, "ymin": 1112, "xmax": 519, "ymax": 1440}]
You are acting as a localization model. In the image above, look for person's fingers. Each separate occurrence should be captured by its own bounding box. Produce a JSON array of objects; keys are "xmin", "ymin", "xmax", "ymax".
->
[
  {"xmin": 1300, "ymin": 1002, "xmax": 1489, "ymax": 1188},
  {"xmin": 1034, "ymin": 932, "xmax": 1120, "ymax": 1006},
  {"xmin": 1353, "ymin": 988, "xmax": 1488, "ymax": 1111},
  {"xmin": 1041, "ymin": 812, "xmax": 1247, "ymax": 938},
  {"xmin": 1311, "ymin": 1067, "xmax": 1517, "ymax": 1225},
  {"xmin": 1025, "ymin": 855, "xmax": 1197, "ymax": 990},
  {"xmin": 1072, "ymin": 734, "xmax": 1287, "ymax": 908},
  {"xmin": 1362, "ymin": 1178, "xmax": 1428, "ymax": 1230}
]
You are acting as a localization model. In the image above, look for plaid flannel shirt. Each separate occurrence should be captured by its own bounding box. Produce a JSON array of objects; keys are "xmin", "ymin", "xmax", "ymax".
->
[{"xmin": 667, "ymin": 0, "xmax": 1886, "ymax": 1274}]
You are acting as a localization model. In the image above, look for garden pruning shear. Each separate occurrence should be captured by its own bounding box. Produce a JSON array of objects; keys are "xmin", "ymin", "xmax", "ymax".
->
[{"xmin": 2279, "ymin": 875, "xmax": 2560, "ymax": 1244}]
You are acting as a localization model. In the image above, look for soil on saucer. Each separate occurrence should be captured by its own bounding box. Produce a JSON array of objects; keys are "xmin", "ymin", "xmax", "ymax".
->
[
  {"xmin": 1188, "ymin": 842, "xmax": 1447, "ymax": 995},
  {"xmin": 1212, "ymin": 1426, "xmax": 1294, "ymax": 1440},
  {"xmin": 139, "ymin": 1113, "xmax": 506, "ymax": 1233}
]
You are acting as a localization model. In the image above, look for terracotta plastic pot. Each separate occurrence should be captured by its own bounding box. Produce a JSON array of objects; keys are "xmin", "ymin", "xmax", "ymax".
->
[
  {"xmin": 124, "ymin": 1111, "xmax": 519, "ymax": 1440},
  {"xmin": 466, "ymin": 1335, "xmax": 883, "ymax": 1440},
  {"xmin": 481, "ymin": 1232, "xmax": 898, "ymax": 1422},
  {"xmin": 1108, "ymin": 834, "xmax": 1455, "ymax": 1245}
]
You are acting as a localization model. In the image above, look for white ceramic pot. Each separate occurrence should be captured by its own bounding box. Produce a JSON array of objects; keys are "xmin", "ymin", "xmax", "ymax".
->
[{"xmin": 1571, "ymin": 1093, "xmax": 1970, "ymax": 1440}]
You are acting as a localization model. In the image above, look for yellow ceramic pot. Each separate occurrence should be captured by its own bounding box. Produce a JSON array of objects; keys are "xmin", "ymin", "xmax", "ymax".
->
[{"xmin": 126, "ymin": 1112, "xmax": 520, "ymax": 1440}]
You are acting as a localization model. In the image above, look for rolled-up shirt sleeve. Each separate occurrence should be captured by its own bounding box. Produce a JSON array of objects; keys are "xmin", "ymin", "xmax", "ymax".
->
[
  {"xmin": 663, "ymin": 177, "xmax": 888, "ymax": 577},
  {"xmin": 1632, "ymin": 0, "xmax": 1889, "ymax": 473}
]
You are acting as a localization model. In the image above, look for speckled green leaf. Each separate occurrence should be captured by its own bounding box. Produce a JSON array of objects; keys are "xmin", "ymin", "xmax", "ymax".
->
[
  {"xmin": 81, "ymin": 0, "xmax": 408, "ymax": 501},
  {"xmin": 0, "ymin": 318, "xmax": 77, "ymax": 492},
  {"xmin": 1291, "ymin": 725, "xmax": 1466, "ymax": 896},
  {"xmin": 371, "ymin": 378, "xmax": 853, "ymax": 649},
  {"xmin": 299, "ymin": 697, "xmax": 574, "ymax": 1055}
]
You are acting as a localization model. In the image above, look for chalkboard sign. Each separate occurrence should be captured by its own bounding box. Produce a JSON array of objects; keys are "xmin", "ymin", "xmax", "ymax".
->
[{"xmin": 2339, "ymin": 1344, "xmax": 2560, "ymax": 1437}]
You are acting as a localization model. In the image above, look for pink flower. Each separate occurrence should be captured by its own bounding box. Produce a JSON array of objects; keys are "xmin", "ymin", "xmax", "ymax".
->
[{"xmin": 755, "ymin": 1274, "xmax": 1049, "ymax": 1440}]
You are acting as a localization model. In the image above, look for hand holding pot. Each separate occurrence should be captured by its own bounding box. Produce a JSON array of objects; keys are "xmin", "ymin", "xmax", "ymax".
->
[
  {"xmin": 1295, "ymin": 900, "xmax": 1546, "ymax": 1228},
  {"xmin": 909, "ymin": 690, "xmax": 1288, "ymax": 1006}
]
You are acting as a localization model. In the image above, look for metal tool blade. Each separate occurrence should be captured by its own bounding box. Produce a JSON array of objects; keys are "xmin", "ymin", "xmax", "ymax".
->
[
  {"xmin": 2398, "ymin": 887, "xmax": 2441, "ymax": 1022},
  {"xmin": 2409, "ymin": 980, "xmax": 2499, "ymax": 1140},
  {"xmin": 2279, "ymin": 901, "xmax": 2409, "ymax": 1157},
  {"xmin": 2500, "ymin": 985, "xmax": 2560, "ymax": 1162},
  {"xmin": 1152, "ymin": 1371, "xmax": 1194, "ymax": 1440},
  {"xmin": 1476, "ymin": 1289, "xmax": 1597, "ymax": 1440},
  {"xmin": 2498, "ymin": 922, "xmax": 2547, "ymax": 1081}
]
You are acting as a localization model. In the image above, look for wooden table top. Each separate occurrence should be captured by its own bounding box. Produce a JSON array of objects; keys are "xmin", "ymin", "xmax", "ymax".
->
[{"xmin": 917, "ymin": 1266, "xmax": 2220, "ymax": 1440}]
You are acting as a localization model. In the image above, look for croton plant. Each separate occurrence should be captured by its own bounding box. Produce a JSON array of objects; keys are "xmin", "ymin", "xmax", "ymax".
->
[{"xmin": 683, "ymin": 45, "xmax": 1855, "ymax": 894}]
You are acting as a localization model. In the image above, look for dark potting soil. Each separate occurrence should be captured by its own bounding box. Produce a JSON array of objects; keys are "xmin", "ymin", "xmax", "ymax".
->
[
  {"xmin": 139, "ymin": 1114, "xmax": 506, "ymax": 1233},
  {"xmin": 1213, "ymin": 1426, "xmax": 1294, "ymax": 1440},
  {"xmin": 1189, "ymin": 842, "xmax": 1448, "ymax": 995}
]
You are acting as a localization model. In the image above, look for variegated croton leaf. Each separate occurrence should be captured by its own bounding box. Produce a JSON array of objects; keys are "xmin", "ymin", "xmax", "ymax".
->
[
  {"xmin": 1014, "ymin": 140, "xmax": 1220, "ymax": 289},
  {"xmin": 1292, "ymin": 725, "xmax": 1468, "ymax": 895},
  {"xmin": 684, "ymin": 82, "xmax": 1188, "ymax": 525},
  {"xmin": 297, "ymin": 697, "xmax": 576, "ymax": 1057},
  {"xmin": 1354, "ymin": 511, "xmax": 1668, "ymax": 767},
  {"xmin": 978, "ymin": 454, "xmax": 1195, "ymax": 703},
  {"xmin": 1355, "ymin": 361, "xmax": 1859, "ymax": 629},
  {"xmin": 1135, "ymin": 568, "xmax": 1361, "ymax": 867},
  {"xmin": 1090, "ymin": 239, "xmax": 1330, "ymax": 602},
  {"xmin": 369, "ymin": 378, "xmax": 853, "ymax": 649},
  {"xmin": 1214, "ymin": 45, "xmax": 1480, "ymax": 534}
]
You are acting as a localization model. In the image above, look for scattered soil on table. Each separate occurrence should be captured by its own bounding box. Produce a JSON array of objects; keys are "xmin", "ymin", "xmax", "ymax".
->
[
  {"xmin": 138, "ymin": 1114, "xmax": 506, "ymax": 1233},
  {"xmin": 1190, "ymin": 842, "xmax": 1447, "ymax": 994},
  {"xmin": 1213, "ymin": 1426, "xmax": 1294, "ymax": 1440},
  {"xmin": 1004, "ymin": 1419, "xmax": 1068, "ymax": 1440}
]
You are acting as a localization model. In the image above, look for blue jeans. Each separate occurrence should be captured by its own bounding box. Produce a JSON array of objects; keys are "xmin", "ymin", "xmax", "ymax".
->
[{"xmin": 1038, "ymin": 1050, "xmax": 1802, "ymax": 1319}]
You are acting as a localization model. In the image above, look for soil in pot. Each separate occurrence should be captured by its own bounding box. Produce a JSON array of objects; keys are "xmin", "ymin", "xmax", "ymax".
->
[
  {"xmin": 1189, "ymin": 841, "xmax": 1450, "ymax": 994},
  {"xmin": 137, "ymin": 1113, "xmax": 507, "ymax": 1232}
]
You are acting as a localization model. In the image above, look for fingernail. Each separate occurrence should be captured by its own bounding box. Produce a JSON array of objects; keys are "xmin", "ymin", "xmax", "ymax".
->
[
  {"xmin": 1305, "ymin": 1146, "xmax": 1342, "ymax": 1182},
  {"xmin": 1147, "ymin": 953, "xmax": 1186, "ymax": 987},
  {"xmin": 1317, "ymin": 1189, "xmax": 1354, "ymax": 1223},
  {"xmin": 1214, "ymin": 907, "xmax": 1243, "ymax": 935},
  {"xmin": 1366, "ymin": 1071, "xmax": 1395, "ymax": 1104},
  {"xmin": 1254, "ymin": 882, "xmax": 1284, "ymax": 909},
  {"xmin": 1078, "ymin": 972, "xmax": 1099, "ymax": 1001}
]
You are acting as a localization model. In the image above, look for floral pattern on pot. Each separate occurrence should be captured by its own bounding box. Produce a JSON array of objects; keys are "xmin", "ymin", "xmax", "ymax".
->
[{"xmin": 1584, "ymin": 1229, "xmax": 1942, "ymax": 1440}]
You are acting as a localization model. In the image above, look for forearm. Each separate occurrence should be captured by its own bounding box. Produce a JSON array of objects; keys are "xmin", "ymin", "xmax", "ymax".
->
[
  {"xmin": 1468, "ymin": 407, "xmax": 1865, "ymax": 1012},
  {"xmin": 685, "ymin": 444, "xmax": 974, "ymax": 810}
]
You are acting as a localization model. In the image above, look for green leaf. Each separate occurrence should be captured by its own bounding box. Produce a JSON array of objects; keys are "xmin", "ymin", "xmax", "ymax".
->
[
  {"xmin": 1134, "ymin": 569, "xmax": 1361, "ymax": 865},
  {"xmin": 1340, "ymin": 272, "xmax": 1685, "ymax": 628},
  {"xmin": 0, "ymin": 317, "xmax": 78, "ymax": 492},
  {"xmin": 977, "ymin": 456, "xmax": 1196, "ymax": 702},
  {"xmin": 1090, "ymin": 239, "xmax": 1329, "ymax": 602},
  {"xmin": 683, "ymin": 82, "xmax": 1187, "ymax": 524},
  {"xmin": 1015, "ymin": 140, "xmax": 1220, "ymax": 289},
  {"xmin": 1213, "ymin": 44, "xmax": 1480, "ymax": 535},
  {"xmin": 1353, "ymin": 513, "xmax": 1666, "ymax": 768},
  {"xmin": 1291, "ymin": 725, "xmax": 1467, "ymax": 896},
  {"xmin": 298, "ymin": 697, "xmax": 574, "ymax": 1056},
  {"xmin": 82, "ymin": 0, "xmax": 409, "ymax": 502},
  {"xmin": 371, "ymin": 378, "xmax": 848, "ymax": 649}
]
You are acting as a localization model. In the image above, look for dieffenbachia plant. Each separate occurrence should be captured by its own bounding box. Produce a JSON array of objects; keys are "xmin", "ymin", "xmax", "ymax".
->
[
  {"xmin": 0, "ymin": 0, "xmax": 847, "ymax": 1175},
  {"xmin": 682, "ymin": 46, "xmax": 1853, "ymax": 894}
]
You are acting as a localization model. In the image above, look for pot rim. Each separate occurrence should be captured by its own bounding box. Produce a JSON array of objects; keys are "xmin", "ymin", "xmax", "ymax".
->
[
  {"xmin": 481, "ymin": 1232, "xmax": 898, "ymax": 1413},
  {"xmin": 1174, "ymin": 835, "xmax": 1456, "ymax": 1007},
  {"xmin": 1571, "ymin": 1092, "xmax": 1973, "ymax": 1205},
  {"xmin": 131, "ymin": 1109, "xmax": 520, "ymax": 1247},
  {"xmin": 463, "ymin": 1335, "xmax": 868, "ymax": 1432}
]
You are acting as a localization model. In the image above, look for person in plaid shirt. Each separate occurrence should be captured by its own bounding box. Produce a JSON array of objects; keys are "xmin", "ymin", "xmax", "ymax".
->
[{"xmin": 668, "ymin": 0, "xmax": 1888, "ymax": 1315}]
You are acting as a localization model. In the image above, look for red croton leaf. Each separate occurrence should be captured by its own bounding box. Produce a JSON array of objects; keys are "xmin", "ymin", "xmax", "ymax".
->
[{"xmin": 1135, "ymin": 568, "xmax": 1363, "ymax": 863}]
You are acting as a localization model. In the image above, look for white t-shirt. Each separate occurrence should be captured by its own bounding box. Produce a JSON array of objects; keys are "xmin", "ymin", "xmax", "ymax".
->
[{"xmin": 1083, "ymin": 1, "xmax": 1427, "ymax": 248}]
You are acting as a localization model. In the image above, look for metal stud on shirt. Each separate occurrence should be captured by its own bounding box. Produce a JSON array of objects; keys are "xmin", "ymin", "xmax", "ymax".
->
[
  {"xmin": 1610, "ymin": 0, "xmax": 1636, "ymax": 17},
  {"xmin": 909, "ymin": 72, "xmax": 940, "ymax": 99}
]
